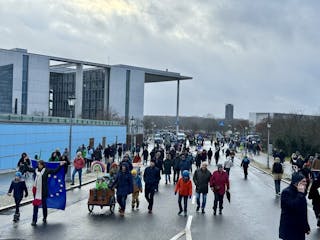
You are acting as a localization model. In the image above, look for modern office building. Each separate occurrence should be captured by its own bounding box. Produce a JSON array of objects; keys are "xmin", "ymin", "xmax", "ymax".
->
[
  {"xmin": 225, "ymin": 104, "xmax": 234, "ymax": 124},
  {"xmin": 0, "ymin": 48, "xmax": 192, "ymax": 130}
]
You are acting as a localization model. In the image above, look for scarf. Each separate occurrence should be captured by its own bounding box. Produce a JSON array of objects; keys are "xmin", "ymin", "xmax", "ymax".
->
[{"xmin": 32, "ymin": 168, "xmax": 45, "ymax": 206}]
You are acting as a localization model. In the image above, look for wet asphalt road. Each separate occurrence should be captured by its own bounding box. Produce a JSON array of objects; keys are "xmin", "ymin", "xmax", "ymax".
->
[{"xmin": 0, "ymin": 156, "xmax": 320, "ymax": 240}]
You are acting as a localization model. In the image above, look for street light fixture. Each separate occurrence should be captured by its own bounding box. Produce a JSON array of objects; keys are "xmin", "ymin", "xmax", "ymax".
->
[
  {"xmin": 267, "ymin": 122, "xmax": 272, "ymax": 169},
  {"xmin": 67, "ymin": 96, "xmax": 76, "ymax": 182}
]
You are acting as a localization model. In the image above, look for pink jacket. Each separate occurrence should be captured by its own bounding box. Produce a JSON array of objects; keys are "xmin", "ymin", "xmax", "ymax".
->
[
  {"xmin": 73, "ymin": 157, "xmax": 85, "ymax": 170},
  {"xmin": 210, "ymin": 170, "xmax": 229, "ymax": 195}
]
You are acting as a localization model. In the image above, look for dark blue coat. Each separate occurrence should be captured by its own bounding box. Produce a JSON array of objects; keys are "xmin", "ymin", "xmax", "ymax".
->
[
  {"xmin": 279, "ymin": 184, "xmax": 310, "ymax": 240},
  {"xmin": 112, "ymin": 170, "xmax": 133, "ymax": 196},
  {"xmin": 143, "ymin": 166, "xmax": 160, "ymax": 190},
  {"xmin": 8, "ymin": 180, "xmax": 28, "ymax": 200},
  {"xmin": 179, "ymin": 159, "xmax": 191, "ymax": 172}
]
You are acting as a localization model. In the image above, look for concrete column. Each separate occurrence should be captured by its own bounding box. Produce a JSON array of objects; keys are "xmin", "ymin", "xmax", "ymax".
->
[
  {"xmin": 103, "ymin": 67, "xmax": 110, "ymax": 118},
  {"xmin": 176, "ymin": 79, "xmax": 180, "ymax": 135},
  {"xmin": 75, "ymin": 63, "xmax": 83, "ymax": 118}
]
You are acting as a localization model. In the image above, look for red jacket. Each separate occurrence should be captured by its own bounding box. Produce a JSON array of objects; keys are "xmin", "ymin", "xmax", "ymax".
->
[
  {"xmin": 175, "ymin": 177, "xmax": 192, "ymax": 197},
  {"xmin": 210, "ymin": 170, "xmax": 229, "ymax": 195},
  {"xmin": 73, "ymin": 157, "xmax": 85, "ymax": 170}
]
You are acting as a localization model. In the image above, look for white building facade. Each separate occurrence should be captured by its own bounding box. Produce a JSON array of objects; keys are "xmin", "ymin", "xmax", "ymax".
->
[{"xmin": 0, "ymin": 48, "xmax": 191, "ymax": 136}]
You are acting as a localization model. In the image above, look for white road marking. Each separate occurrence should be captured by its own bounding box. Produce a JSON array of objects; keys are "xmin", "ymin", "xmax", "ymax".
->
[
  {"xmin": 185, "ymin": 215, "xmax": 193, "ymax": 240},
  {"xmin": 169, "ymin": 215, "xmax": 193, "ymax": 240},
  {"xmin": 192, "ymin": 195, "xmax": 196, "ymax": 205},
  {"xmin": 170, "ymin": 231, "xmax": 185, "ymax": 240}
]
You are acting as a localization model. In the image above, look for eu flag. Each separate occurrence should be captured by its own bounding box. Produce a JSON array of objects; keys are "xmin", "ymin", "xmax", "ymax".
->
[{"xmin": 31, "ymin": 160, "xmax": 66, "ymax": 210}]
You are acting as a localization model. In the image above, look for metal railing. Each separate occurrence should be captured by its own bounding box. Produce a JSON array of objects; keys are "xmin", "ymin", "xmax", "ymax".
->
[{"xmin": 0, "ymin": 114, "xmax": 120, "ymax": 126}]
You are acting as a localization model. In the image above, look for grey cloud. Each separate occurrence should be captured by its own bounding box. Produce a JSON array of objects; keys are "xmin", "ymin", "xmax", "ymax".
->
[{"xmin": 0, "ymin": 0, "xmax": 320, "ymax": 118}]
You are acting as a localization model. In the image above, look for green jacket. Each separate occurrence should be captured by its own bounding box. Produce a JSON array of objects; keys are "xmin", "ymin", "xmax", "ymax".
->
[{"xmin": 96, "ymin": 181, "xmax": 108, "ymax": 190}]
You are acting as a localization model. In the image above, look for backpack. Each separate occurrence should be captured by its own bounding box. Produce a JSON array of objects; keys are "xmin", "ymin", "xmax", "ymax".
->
[{"xmin": 273, "ymin": 163, "xmax": 283, "ymax": 174}]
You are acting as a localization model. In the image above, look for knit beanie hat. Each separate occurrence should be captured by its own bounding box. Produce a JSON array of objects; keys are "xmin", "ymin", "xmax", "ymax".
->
[
  {"xmin": 15, "ymin": 171, "xmax": 22, "ymax": 178},
  {"xmin": 291, "ymin": 172, "xmax": 305, "ymax": 185}
]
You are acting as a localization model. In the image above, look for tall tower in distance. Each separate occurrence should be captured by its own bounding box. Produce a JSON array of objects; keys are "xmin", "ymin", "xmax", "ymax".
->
[{"xmin": 225, "ymin": 104, "xmax": 234, "ymax": 124}]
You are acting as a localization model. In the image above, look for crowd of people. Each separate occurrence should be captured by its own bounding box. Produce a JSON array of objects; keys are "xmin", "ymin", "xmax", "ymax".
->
[
  {"xmin": 9, "ymin": 141, "xmax": 236, "ymax": 223},
  {"xmin": 9, "ymin": 138, "xmax": 320, "ymax": 240}
]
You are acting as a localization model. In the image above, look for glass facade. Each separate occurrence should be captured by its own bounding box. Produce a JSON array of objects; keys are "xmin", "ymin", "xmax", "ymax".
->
[
  {"xmin": 82, "ymin": 69, "xmax": 106, "ymax": 120},
  {"xmin": 0, "ymin": 64, "xmax": 13, "ymax": 113},
  {"xmin": 49, "ymin": 72, "xmax": 76, "ymax": 117},
  {"xmin": 21, "ymin": 55, "xmax": 29, "ymax": 114},
  {"xmin": 50, "ymin": 68, "xmax": 108, "ymax": 120}
]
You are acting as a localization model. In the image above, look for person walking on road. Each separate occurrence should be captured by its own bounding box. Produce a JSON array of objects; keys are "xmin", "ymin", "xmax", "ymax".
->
[
  {"xmin": 279, "ymin": 172, "xmax": 310, "ymax": 240},
  {"xmin": 241, "ymin": 155, "xmax": 250, "ymax": 179},
  {"xmin": 110, "ymin": 162, "xmax": 133, "ymax": 216},
  {"xmin": 163, "ymin": 153, "xmax": 173, "ymax": 184},
  {"xmin": 131, "ymin": 169, "xmax": 142, "ymax": 210},
  {"xmin": 7, "ymin": 171, "xmax": 28, "ymax": 222},
  {"xmin": 175, "ymin": 170, "xmax": 192, "ymax": 217},
  {"xmin": 207, "ymin": 148, "xmax": 213, "ymax": 165},
  {"xmin": 214, "ymin": 147, "xmax": 220, "ymax": 165},
  {"xmin": 193, "ymin": 162, "xmax": 211, "ymax": 214},
  {"xmin": 210, "ymin": 164, "xmax": 230, "ymax": 215},
  {"xmin": 173, "ymin": 153, "xmax": 181, "ymax": 184},
  {"xmin": 143, "ymin": 160, "xmax": 161, "ymax": 214},
  {"xmin": 28, "ymin": 160, "xmax": 66, "ymax": 226},
  {"xmin": 71, "ymin": 152, "xmax": 85, "ymax": 187},
  {"xmin": 142, "ymin": 147, "xmax": 149, "ymax": 165},
  {"xmin": 272, "ymin": 157, "xmax": 283, "ymax": 196},
  {"xmin": 308, "ymin": 177, "xmax": 320, "ymax": 227},
  {"xmin": 224, "ymin": 155, "xmax": 234, "ymax": 176}
]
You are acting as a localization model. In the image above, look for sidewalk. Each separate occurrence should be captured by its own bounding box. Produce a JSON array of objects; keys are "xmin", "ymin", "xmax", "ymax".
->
[{"xmin": 236, "ymin": 151, "xmax": 292, "ymax": 180}]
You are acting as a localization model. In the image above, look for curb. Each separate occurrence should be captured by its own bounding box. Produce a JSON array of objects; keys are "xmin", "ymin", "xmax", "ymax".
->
[{"xmin": 0, "ymin": 178, "xmax": 96, "ymax": 212}]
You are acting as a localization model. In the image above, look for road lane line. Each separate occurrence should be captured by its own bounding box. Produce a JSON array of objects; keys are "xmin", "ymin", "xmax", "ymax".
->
[
  {"xmin": 192, "ymin": 195, "xmax": 196, "ymax": 205},
  {"xmin": 185, "ymin": 215, "xmax": 193, "ymax": 240},
  {"xmin": 169, "ymin": 230, "xmax": 185, "ymax": 240},
  {"xmin": 169, "ymin": 215, "xmax": 193, "ymax": 240}
]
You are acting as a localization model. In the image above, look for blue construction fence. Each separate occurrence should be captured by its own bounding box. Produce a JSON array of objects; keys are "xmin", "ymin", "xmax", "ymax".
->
[{"xmin": 0, "ymin": 122, "xmax": 126, "ymax": 171}]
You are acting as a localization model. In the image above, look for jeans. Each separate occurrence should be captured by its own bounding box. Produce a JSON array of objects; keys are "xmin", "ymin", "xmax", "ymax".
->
[
  {"xmin": 117, "ymin": 194, "xmax": 127, "ymax": 211},
  {"xmin": 32, "ymin": 198, "xmax": 47, "ymax": 223},
  {"xmin": 178, "ymin": 195, "xmax": 188, "ymax": 212},
  {"xmin": 213, "ymin": 192, "xmax": 224, "ymax": 211},
  {"xmin": 72, "ymin": 168, "xmax": 82, "ymax": 186},
  {"xmin": 145, "ymin": 185, "xmax": 155, "ymax": 210},
  {"xmin": 274, "ymin": 180, "xmax": 281, "ymax": 194},
  {"xmin": 196, "ymin": 192, "xmax": 207, "ymax": 209},
  {"xmin": 225, "ymin": 168, "xmax": 230, "ymax": 176},
  {"xmin": 165, "ymin": 174, "xmax": 171, "ymax": 183}
]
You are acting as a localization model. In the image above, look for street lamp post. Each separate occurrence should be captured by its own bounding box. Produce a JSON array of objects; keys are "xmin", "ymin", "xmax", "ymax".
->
[
  {"xmin": 67, "ymin": 96, "xmax": 76, "ymax": 182},
  {"xmin": 267, "ymin": 122, "xmax": 272, "ymax": 169},
  {"xmin": 130, "ymin": 116, "xmax": 135, "ymax": 154},
  {"xmin": 244, "ymin": 126, "xmax": 248, "ymax": 155}
]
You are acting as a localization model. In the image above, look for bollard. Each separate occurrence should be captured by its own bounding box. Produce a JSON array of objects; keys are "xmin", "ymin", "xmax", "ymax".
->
[{"xmin": 66, "ymin": 165, "xmax": 72, "ymax": 182}]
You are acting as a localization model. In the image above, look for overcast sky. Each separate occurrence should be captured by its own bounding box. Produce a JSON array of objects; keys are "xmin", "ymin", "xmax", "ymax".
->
[{"xmin": 1, "ymin": 0, "xmax": 319, "ymax": 119}]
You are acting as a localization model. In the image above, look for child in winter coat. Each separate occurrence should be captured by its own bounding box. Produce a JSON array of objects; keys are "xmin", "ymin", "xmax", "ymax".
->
[
  {"xmin": 93, "ymin": 176, "xmax": 108, "ymax": 201},
  {"xmin": 7, "ymin": 171, "xmax": 28, "ymax": 222},
  {"xmin": 175, "ymin": 170, "xmax": 192, "ymax": 217},
  {"xmin": 131, "ymin": 169, "xmax": 142, "ymax": 210}
]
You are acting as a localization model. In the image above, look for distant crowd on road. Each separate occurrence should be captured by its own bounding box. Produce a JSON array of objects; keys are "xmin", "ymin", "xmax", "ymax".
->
[{"xmin": 9, "ymin": 137, "xmax": 320, "ymax": 240}]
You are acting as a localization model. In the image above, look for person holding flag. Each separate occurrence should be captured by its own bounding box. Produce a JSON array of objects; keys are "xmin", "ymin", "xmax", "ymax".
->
[{"xmin": 27, "ymin": 160, "xmax": 67, "ymax": 226}]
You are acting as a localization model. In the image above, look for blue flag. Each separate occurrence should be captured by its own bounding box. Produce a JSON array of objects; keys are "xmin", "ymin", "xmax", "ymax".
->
[{"xmin": 31, "ymin": 160, "xmax": 66, "ymax": 210}]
